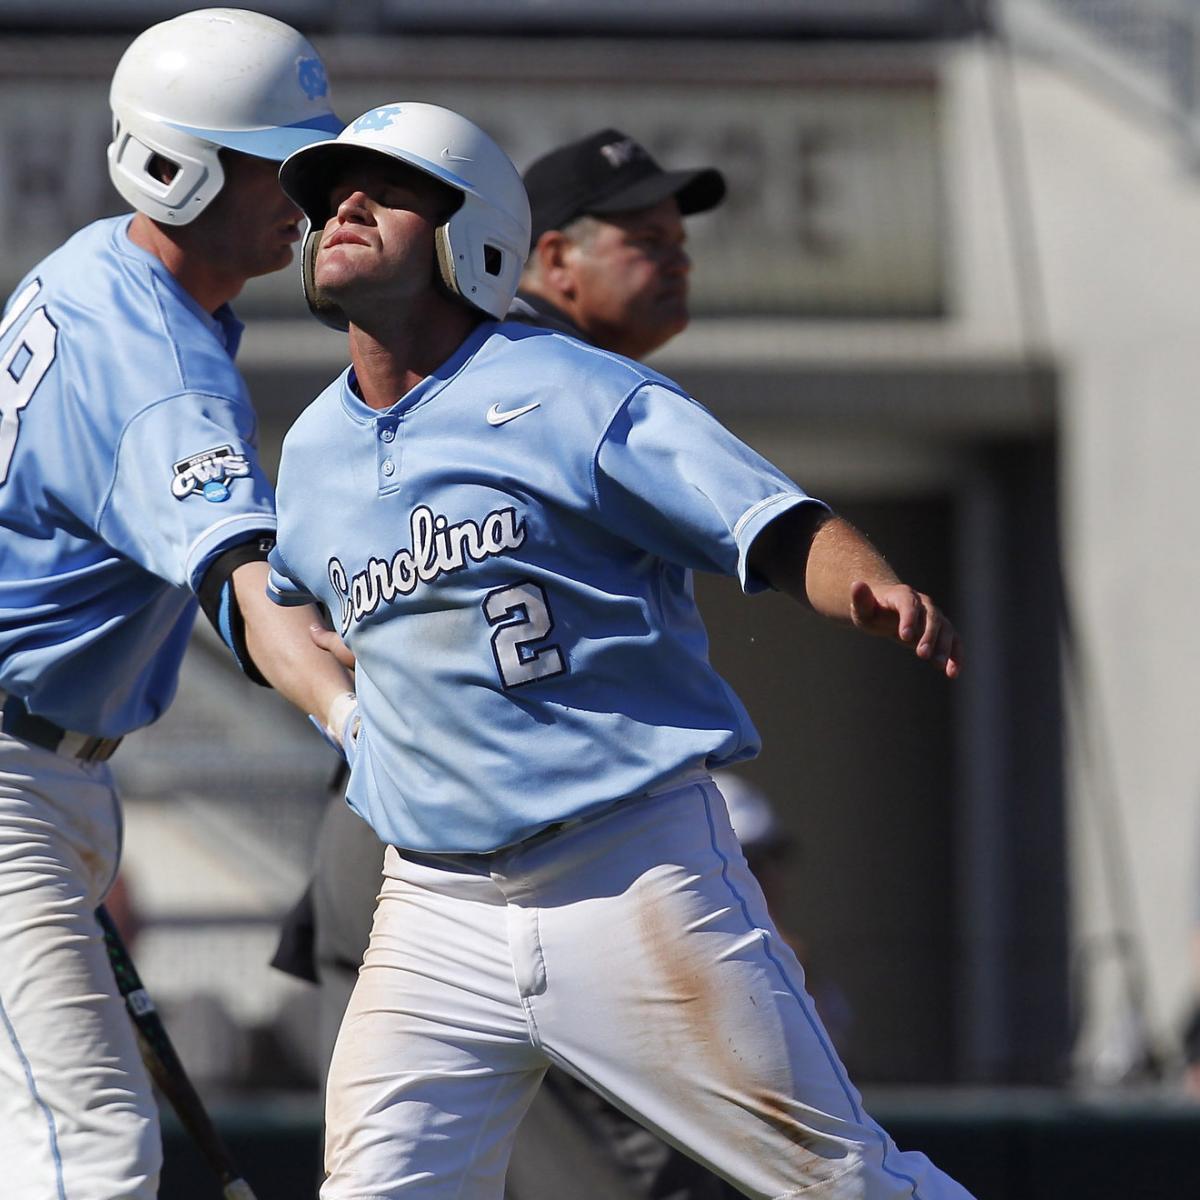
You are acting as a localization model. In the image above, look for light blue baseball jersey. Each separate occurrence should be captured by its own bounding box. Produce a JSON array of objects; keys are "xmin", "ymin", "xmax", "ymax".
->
[
  {"xmin": 0, "ymin": 216, "xmax": 277, "ymax": 737},
  {"xmin": 270, "ymin": 321, "xmax": 823, "ymax": 853}
]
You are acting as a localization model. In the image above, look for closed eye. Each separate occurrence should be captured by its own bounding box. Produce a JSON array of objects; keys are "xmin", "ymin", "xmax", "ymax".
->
[{"xmin": 376, "ymin": 186, "xmax": 418, "ymax": 209}]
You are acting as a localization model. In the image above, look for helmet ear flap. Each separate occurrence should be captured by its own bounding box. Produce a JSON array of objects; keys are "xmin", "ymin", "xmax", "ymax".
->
[
  {"xmin": 301, "ymin": 226, "xmax": 349, "ymax": 332},
  {"xmin": 434, "ymin": 224, "xmax": 461, "ymax": 301},
  {"xmin": 433, "ymin": 211, "xmax": 525, "ymax": 317},
  {"xmin": 107, "ymin": 120, "xmax": 220, "ymax": 225}
]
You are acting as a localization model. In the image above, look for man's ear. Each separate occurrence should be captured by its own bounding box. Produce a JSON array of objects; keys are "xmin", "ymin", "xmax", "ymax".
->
[{"xmin": 536, "ymin": 230, "xmax": 577, "ymax": 295}]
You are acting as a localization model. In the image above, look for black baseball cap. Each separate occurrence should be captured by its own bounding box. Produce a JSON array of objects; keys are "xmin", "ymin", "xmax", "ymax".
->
[{"xmin": 523, "ymin": 128, "xmax": 726, "ymax": 242}]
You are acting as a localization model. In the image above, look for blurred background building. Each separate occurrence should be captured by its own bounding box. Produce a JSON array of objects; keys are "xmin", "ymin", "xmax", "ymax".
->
[{"xmin": 6, "ymin": 0, "xmax": 1200, "ymax": 1192}]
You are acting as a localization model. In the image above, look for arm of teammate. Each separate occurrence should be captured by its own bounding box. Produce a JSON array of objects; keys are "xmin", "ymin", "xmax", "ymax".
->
[
  {"xmin": 231, "ymin": 560, "xmax": 357, "ymax": 743},
  {"xmin": 747, "ymin": 507, "xmax": 963, "ymax": 679}
]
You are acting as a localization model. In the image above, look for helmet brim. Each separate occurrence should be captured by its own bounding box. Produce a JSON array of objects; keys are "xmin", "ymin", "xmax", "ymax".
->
[
  {"xmin": 168, "ymin": 113, "xmax": 344, "ymax": 164},
  {"xmin": 280, "ymin": 139, "xmax": 478, "ymax": 225}
]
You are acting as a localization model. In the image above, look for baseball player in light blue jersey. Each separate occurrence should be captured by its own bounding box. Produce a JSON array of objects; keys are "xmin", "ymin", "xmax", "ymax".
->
[
  {"xmin": 271, "ymin": 103, "xmax": 971, "ymax": 1200},
  {"xmin": 0, "ymin": 11, "xmax": 355, "ymax": 1199}
]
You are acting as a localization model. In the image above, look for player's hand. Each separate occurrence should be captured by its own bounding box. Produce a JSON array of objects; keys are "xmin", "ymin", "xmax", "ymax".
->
[
  {"xmin": 311, "ymin": 623, "xmax": 356, "ymax": 669},
  {"xmin": 849, "ymin": 581, "xmax": 963, "ymax": 679}
]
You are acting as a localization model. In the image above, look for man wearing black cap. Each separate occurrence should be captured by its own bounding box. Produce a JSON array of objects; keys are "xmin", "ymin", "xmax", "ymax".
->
[{"xmin": 510, "ymin": 129, "xmax": 725, "ymax": 360}]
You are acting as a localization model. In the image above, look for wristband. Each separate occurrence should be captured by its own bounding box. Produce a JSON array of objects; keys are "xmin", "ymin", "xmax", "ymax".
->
[{"xmin": 309, "ymin": 691, "xmax": 359, "ymax": 763}]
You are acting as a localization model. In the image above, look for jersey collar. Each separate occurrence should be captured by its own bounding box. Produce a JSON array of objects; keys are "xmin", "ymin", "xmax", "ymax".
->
[{"xmin": 340, "ymin": 319, "xmax": 498, "ymax": 422}]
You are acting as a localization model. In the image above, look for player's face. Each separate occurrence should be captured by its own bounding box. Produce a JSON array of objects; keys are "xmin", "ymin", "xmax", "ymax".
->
[
  {"xmin": 565, "ymin": 197, "xmax": 691, "ymax": 359},
  {"xmin": 313, "ymin": 162, "xmax": 452, "ymax": 308},
  {"xmin": 192, "ymin": 150, "xmax": 304, "ymax": 280}
]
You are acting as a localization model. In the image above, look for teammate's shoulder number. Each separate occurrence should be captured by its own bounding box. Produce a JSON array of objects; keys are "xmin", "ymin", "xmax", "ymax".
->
[{"xmin": 0, "ymin": 279, "xmax": 57, "ymax": 486}]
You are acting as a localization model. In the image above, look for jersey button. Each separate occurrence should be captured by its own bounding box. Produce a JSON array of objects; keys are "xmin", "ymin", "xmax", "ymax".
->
[
  {"xmin": 380, "ymin": 427, "xmax": 395, "ymax": 443},
  {"xmin": 381, "ymin": 459, "xmax": 395, "ymax": 477}
]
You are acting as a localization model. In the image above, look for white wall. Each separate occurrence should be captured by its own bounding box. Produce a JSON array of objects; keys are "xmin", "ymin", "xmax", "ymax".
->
[
  {"xmin": 948, "ymin": 35, "xmax": 1200, "ymax": 1076},
  {"xmin": 650, "ymin": 30, "xmax": 1200, "ymax": 1078}
]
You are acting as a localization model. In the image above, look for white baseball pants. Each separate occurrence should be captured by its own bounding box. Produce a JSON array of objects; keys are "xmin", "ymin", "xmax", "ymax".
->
[
  {"xmin": 0, "ymin": 735, "xmax": 159, "ymax": 1200},
  {"xmin": 323, "ymin": 776, "xmax": 975, "ymax": 1200}
]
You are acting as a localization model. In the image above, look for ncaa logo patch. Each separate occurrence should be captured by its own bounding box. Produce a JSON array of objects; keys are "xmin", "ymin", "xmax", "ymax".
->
[{"xmin": 171, "ymin": 445, "xmax": 251, "ymax": 503}]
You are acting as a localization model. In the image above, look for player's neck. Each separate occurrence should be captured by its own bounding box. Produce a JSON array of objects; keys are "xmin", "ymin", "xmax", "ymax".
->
[
  {"xmin": 126, "ymin": 214, "xmax": 246, "ymax": 314},
  {"xmin": 347, "ymin": 304, "xmax": 480, "ymax": 411}
]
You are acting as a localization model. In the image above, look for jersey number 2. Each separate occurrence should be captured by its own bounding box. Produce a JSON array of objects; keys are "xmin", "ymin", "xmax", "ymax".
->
[
  {"xmin": 0, "ymin": 280, "xmax": 57, "ymax": 486},
  {"xmin": 484, "ymin": 581, "xmax": 566, "ymax": 688}
]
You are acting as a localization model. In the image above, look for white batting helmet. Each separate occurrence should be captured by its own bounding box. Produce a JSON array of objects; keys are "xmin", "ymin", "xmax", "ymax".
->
[
  {"xmin": 279, "ymin": 101, "xmax": 531, "ymax": 327},
  {"xmin": 107, "ymin": 8, "xmax": 342, "ymax": 226}
]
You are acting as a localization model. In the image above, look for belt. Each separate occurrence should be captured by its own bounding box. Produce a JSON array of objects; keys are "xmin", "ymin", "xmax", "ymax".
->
[
  {"xmin": 443, "ymin": 766, "xmax": 714, "ymax": 860},
  {"xmin": 0, "ymin": 691, "xmax": 122, "ymax": 763}
]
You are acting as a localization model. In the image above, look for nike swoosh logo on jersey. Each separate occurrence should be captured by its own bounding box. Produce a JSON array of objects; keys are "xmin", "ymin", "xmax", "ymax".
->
[{"xmin": 486, "ymin": 401, "xmax": 541, "ymax": 426}]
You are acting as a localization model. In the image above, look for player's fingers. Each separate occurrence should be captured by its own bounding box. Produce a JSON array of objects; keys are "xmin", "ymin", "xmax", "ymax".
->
[
  {"xmin": 914, "ymin": 594, "xmax": 955, "ymax": 656},
  {"xmin": 310, "ymin": 623, "xmax": 356, "ymax": 669},
  {"xmin": 942, "ymin": 630, "xmax": 965, "ymax": 679},
  {"xmin": 898, "ymin": 591, "xmax": 928, "ymax": 645},
  {"xmin": 849, "ymin": 581, "xmax": 882, "ymax": 630},
  {"xmin": 920, "ymin": 614, "xmax": 963, "ymax": 678}
]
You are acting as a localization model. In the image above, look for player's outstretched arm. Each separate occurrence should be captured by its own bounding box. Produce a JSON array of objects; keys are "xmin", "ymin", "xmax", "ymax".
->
[
  {"xmin": 231, "ymin": 560, "xmax": 357, "ymax": 733},
  {"xmin": 748, "ymin": 507, "xmax": 963, "ymax": 679}
]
